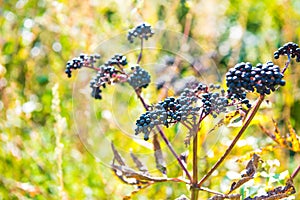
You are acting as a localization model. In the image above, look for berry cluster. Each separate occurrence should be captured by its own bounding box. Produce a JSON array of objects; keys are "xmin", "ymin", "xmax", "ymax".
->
[
  {"xmin": 202, "ymin": 92, "xmax": 228, "ymax": 118},
  {"xmin": 89, "ymin": 65, "xmax": 119, "ymax": 99},
  {"xmin": 127, "ymin": 23, "xmax": 154, "ymax": 43},
  {"xmin": 274, "ymin": 42, "xmax": 300, "ymax": 62},
  {"xmin": 105, "ymin": 54, "xmax": 128, "ymax": 66},
  {"xmin": 226, "ymin": 61, "xmax": 285, "ymax": 98},
  {"xmin": 135, "ymin": 89, "xmax": 200, "ymax": 140},
  {"xmin": 127, "ymin": 65, "xmax": 151, "ymax": 89},
  {"xmin": 65, "ymin": 53, "xmax": 100, "ymax": 78}
]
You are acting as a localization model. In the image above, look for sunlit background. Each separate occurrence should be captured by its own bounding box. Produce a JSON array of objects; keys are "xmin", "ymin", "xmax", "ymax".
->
[{"xmin": 1, "ymin": 0, "xmax": 300, "ymax": 199}]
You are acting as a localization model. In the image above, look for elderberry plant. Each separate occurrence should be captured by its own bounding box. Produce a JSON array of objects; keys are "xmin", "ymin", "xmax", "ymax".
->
[{"xmin": 65, "ymin": 22, "xmax": 300, "ymax": 199}]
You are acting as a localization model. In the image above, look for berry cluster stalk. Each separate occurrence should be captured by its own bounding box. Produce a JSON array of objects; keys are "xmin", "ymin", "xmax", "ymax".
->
[{"xmin": 197, "ymin": 94, "xmax": 264, "ymax": 187}]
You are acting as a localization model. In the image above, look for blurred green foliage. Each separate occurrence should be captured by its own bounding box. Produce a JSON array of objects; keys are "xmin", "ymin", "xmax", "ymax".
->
[{"xmin": 0, "ymin": 0, "xmax": 300, "ymax": 199}]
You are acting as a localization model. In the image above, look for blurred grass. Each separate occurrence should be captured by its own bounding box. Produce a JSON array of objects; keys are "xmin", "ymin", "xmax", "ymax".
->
[{"xmin": 0, "ymin": 0, "xmax": 300, "ymax": 199}]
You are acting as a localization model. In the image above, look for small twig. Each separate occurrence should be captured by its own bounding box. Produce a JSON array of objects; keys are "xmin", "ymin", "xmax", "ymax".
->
[
  {"xmin": 137, "ymin": 38, "xmax": 143, "ymax": 64},
  {"xmin": 197, "ymin": 95, "xmax": 265, "ymax": 187},
  {"xmin": 281, "ymin": 54, "xmax": 291, "ymax": 74},
  {"xmin": 83, "ymin": 65, "xmax": 101, "ymax": 71},
  {"xmin": 135, "ymin": 89, "xmax": 150, "ymax": 110},
  {"xmin": 290, "ymin": 164, "xmax": 300, "ymax": 180}
]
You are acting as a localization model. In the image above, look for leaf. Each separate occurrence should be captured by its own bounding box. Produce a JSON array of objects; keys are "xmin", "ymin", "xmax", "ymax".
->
[
  {"xmin": 242, "ymin": 154, "xmax": 260, "ymax": 177},
  {"xmin": 226, "ymin": 110, "xmax": 245, "ymax": 128},
  {"xmin": 111, "ymin": 142, "xmax": 126, "ymax": 166},
  {"xmin": 207, "ymin": 110, "xmax": 240, "ymax": 134},
  {"xmin": 287, "ymin": 123, "xmax": 300, "ymax": 152},
  {"xmin": 259, "ymin": 120, "xmax": 300, "ymax": 152},
  {"xmin": 111, "ymin": 163, "xmax": 178, "ymax": 184},
  {"xmin": 207, "ymin": 118, "xmax": 224, "ymax": 134},
  {"xmin": 244, "ymin": 179, "xmax": 296, "ymax": 200},
  {"xmin": 208, "ymin": 194, "xmax": 241, "ymax": 200},
  {"xmin": 130, "ymin": 151, "xmax": 148, "ymax": 174},
  {"xmin": 229, "ymin": 154, "xmax": 261, "ymax": 194},
  {"xmin": 153, "ymin": 134, "xmax": 167, "ymax": 175}
]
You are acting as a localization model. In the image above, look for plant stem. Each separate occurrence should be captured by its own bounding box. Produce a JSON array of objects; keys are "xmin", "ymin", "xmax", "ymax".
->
[
  {"xmin": 137, "ymin": 38, "xmax": 143, "ymax": 64},
  {"xmin": 191, "ymin": 111, "xmax": 206, "ymax": 200},
  {"xmin": 134, "ymin": 89, "xmax": 192, "ymax": 182},
  {"xmin": 135, "ymin": 89, "xmax": 149, "ymax": 110},
  {"xmin": 191, "ymin": 132, "xmax": 198, "ymax": 200},
  {"xmin": 197, "ymin": 95, "xmax": 265, "ymax": 187}
]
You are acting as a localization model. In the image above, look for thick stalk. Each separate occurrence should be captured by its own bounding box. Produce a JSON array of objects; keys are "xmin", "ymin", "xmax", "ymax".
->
[
  {"xmin": 191, "ymin": 111, "xmax": 206, "ymax": 200},
  {"xmin": 197, "ymin": 95, "xmax": 264, "ymax": 187},
  {"xmin": 191, "ymin": 133, "xmax": 198, "ymax": 200}
]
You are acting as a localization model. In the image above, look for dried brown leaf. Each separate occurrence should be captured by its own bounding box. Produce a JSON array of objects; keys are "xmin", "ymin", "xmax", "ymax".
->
[
  {"xmin": 229, "ymin": 154, "xmax": 260, "ymax": 194},
  {"xmin": 208, "ymin": 194, "xmax": 241, "ymax": 200},
  {"xmin": 112, "ymin": 163, "xmax": 179, "ymax": 184},
  {"xmin": 242, "ymin": 153, "xmax": 260, "ymax": 177},
  {"xmin": 130, "ymin": 151, "xmax": 148, "ymax": 173},
  {"xmin": 244, "ymin": 179, "xmax": 295, "ymax": 200},
  {"xmin": 229, "ymin": 177, "xmax": 253, "ymax": 194},
  {"xmin": 111, "ymin": 142, "xmax": 126, "ymax": 166},
  {"xmin": 153, "ymin": 134, "xmax": 167, "ymax": 174}
]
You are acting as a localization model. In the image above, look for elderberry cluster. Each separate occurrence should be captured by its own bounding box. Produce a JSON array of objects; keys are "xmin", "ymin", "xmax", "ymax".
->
[
  {"xmin": 127, "ymin": 23, "xmax": 154, "ymax": 43},
  {"xmin": 135, "ymin": 89, "xmax": 200, "ymax": 140},
  {"xmin": 226, "ymin": 61, "xmax": 285, "ymax": 98},
  {"xmin": 89, "ymin": 65, "xmax": 119, "ymax": 99},
  {"xmin": 65, "ymin": 53, "xmax": 100, "ymax": 78},
  {"xmin": 127, "ymin": 65, "xmax": 151, "ymax": 89},
  {"xmin": 105, "ymin": 54, "xmax": 128, "ymax": 66},
  {"xmin": 274, "ymin": 42, "xmax": 300, "ymax": 62},
  {"xmin": 202, "ymin": 92, "xmax": 228, "ymax": 118}
]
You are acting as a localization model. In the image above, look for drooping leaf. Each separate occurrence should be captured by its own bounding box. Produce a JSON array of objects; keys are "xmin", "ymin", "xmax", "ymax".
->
[
  {"xmin": 111, "ymin": 163, "xmax": 183, "ymax": 184},
  {"xmin": 130, "ymin": 151, "xmax": 148, "ymax": 174},
  {"xmin": 111, "ymin": 142, "xmax": 126, "ymax": 166},
  {"xmin": 228, "ymin": 154, "xmax": 261, "ymax": 194},
  {"xmin": 153, "ymin": 134, "xmax": 167, "ymax": 175}
]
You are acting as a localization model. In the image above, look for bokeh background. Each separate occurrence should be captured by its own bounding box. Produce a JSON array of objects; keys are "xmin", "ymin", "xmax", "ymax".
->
[{"xmin": 1, "ymin": 0, "xmax": 300, "ymax": 199}]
